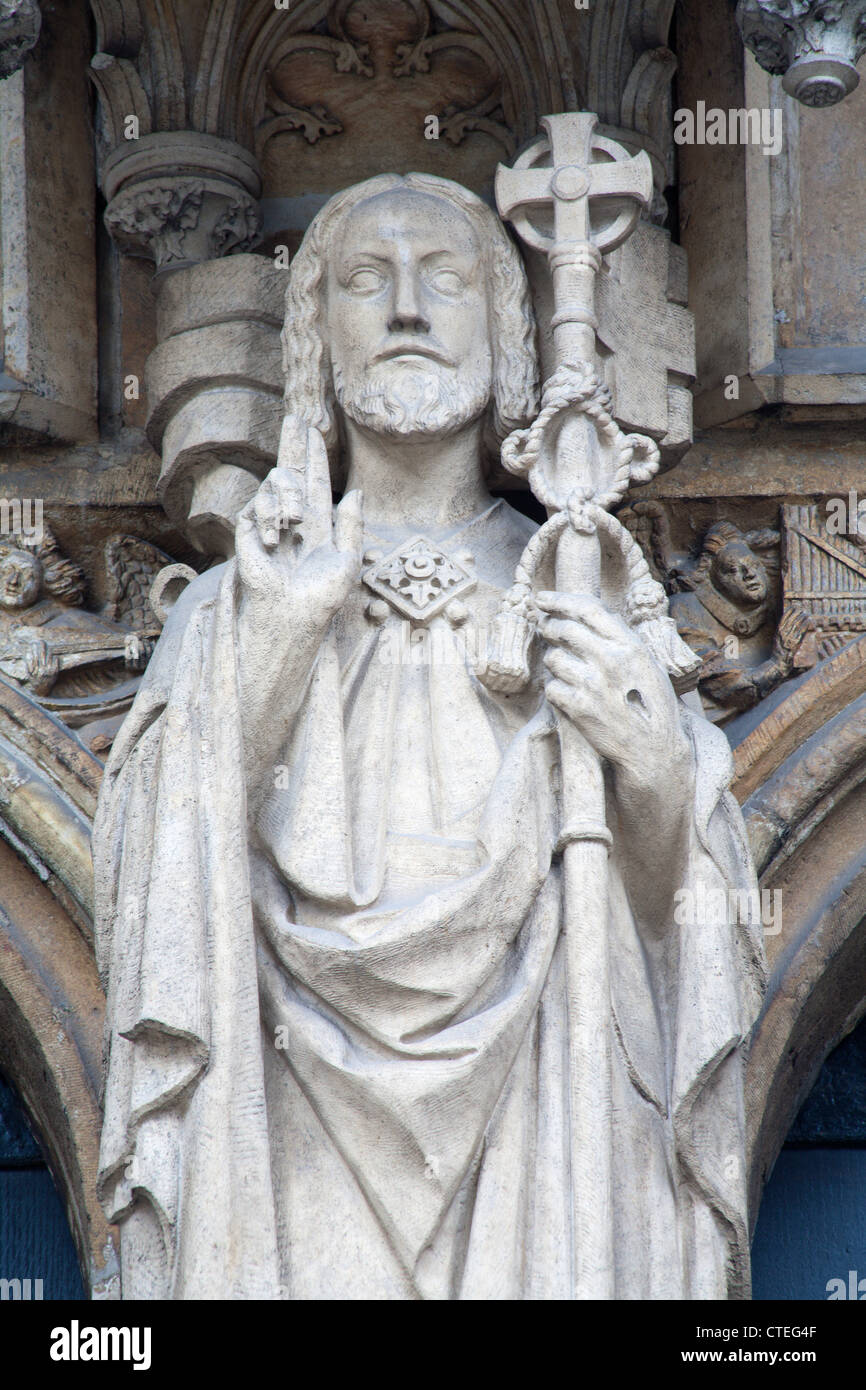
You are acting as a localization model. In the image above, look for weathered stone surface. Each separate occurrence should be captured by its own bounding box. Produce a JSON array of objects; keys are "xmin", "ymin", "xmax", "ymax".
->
[
  {"xmin": 145, "ymin": 321, "xmax": 281, "ymax": 447},
  {"xmin": 156, "ymin": 253, "xmax": 284, "ymax": 341},
  {"xmin": 635, "ymin": 423, "xmax": 866, "ymax": 501},
  {"xmin": 0, "ymin": 0, "xmax": 40, "ymax": 79},
  {"xmin": 0, "ymin": 6, "xmax": 97, "ymax": 443},
  {"xmin": 734, "ymin": 634, "xmax": 866, "ymax": 806},
  {"xmin": 678, "ymin": 0, "xmax": 866, "ymax": 427},
  {"xmin": 735, "ymin": 657, "xmax": 866, "ymax": 1226}
]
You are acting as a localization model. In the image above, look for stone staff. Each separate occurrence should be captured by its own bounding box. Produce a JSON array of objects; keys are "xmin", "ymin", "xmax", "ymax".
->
[{"xmin": 485, "ymin": 111, "xmax": 697, "ymax": 1297}]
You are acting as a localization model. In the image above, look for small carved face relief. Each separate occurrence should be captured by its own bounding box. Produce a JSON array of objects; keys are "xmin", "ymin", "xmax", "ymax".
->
[
  {"xmin": 711, "ymin": 541, "xmax": 767, "ymax": 607},
  {"xmin": 0, "ymin": 549, "xmax": 41, "ymax": 610},
  {"xmin": 326, "ymin": 188, "xmax": 494, "ymax": 439}
]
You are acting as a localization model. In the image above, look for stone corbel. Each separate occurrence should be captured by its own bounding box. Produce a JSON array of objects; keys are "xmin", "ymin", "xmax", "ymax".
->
[
  {"xmin": 0, "ymin": 0, "xmax": 40, "ymax": 79},
  {"xmin": 736, "ymin": 0, "xmax": 866, "ymax": 106},
  {"xmin": 102, "ymin": 132, "xmax": 263, "ymax": 278}
]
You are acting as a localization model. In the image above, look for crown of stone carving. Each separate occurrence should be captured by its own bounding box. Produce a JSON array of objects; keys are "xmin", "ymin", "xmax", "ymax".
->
[
  {"xmin": 736, "ymin": 0, "xmax": 866, "ymax": 106},
  {"xmin": 0, "ymin": 0, "xmax": 41, "ymax": 79}
]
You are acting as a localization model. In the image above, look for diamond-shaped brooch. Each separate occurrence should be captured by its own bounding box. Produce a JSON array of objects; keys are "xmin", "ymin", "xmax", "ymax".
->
[{"xmin": 362, "ymin": 536, "xmax": 475, "ymax": 624}]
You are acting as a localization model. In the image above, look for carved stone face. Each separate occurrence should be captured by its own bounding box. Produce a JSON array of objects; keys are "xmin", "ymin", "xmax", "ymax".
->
[
  {"xmin": 0, "ymin": 549, "xmax": 41, "ymax": 609},
  {"xmin": 325, "ymin": 187, "xmax": 494, "ymax": 440},
  {"xmin": 710, "ymin": 540, "xmax": 768, "ymax": 606}
]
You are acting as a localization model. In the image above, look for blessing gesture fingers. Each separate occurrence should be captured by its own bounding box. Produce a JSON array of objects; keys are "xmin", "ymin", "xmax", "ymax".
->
[
  {"xmin": 537, "ymin": 590, "xmax": 690, "ymax": 787},
  {"xmin": 236, "ymin": 415, "xmax": 363, "ymax": 634}
]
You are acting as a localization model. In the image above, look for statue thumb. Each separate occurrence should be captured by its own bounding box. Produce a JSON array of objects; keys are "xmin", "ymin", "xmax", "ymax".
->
[{"xmin": 333, "ymin": 489, "xmax": 364, "ymax": 561}]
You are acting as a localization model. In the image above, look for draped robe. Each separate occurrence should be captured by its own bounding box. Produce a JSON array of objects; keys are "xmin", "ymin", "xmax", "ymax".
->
[{"xmin": 94, "ymin": 498, "xmax": 766, "ymax": 1301}]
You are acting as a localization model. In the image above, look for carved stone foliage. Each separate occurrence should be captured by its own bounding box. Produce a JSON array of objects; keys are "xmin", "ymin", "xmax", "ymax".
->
[
  {"xmin": 245, "ymin": 0, "xmax": 576, "ymax": 157},
  {"xmin": 89, "ymin": 2, "xmax": 578, "ymax": 215},
  {"xmin": 736, "ymin": 0, "xmax": 866, "ymax": 105},
  {"xmin": 0, "ymin": 0, "xmax": 40, "ymax": 79},
  {"xmin": 626, "ymin": 502, "xmax": 813, "ymax": 724},
  {"xmin": 89, "ymin": 3, "xmax": 264, "ymax": 269},
  {"xmin": 258, "ymin": 0, "xmax": 517, "ymax": 157},
  {"xmin": 103, "ymin": 161, "xmax": 261, "ymax": 273}
]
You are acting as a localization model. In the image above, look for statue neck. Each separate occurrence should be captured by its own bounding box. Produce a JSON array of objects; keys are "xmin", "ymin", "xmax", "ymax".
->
[{"xmin": 341, "ymin": 417, "xmax": 492, "ymax": 532}]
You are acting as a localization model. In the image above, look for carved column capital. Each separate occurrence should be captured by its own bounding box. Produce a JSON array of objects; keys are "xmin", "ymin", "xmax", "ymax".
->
[
  {"xmin": 102, "ymin": 132, "xmax": 263, "ymax": 276},
  {"xmin": 736, "ymin": 0, "xmax": 866, "ymax": 106},
  {"xmin": 0, "ymin": 0, "xmax": 41, "ymax": 79}
]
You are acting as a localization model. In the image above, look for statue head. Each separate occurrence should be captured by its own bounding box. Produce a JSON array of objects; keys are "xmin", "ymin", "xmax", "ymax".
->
[
  {"xmin": 0, "ymin": 528, "xmax": 85, "ymax": 612},
  {"xmin": 281, "ymin": 174, "xmax": 539, "ymax": 477},
  {"xmin": 697, "ymin": 523, "xmax": 769, "ymax": 607},
  {"xmin": 0, "ymin": 547, "xmax": 41, "ymax": 610}
]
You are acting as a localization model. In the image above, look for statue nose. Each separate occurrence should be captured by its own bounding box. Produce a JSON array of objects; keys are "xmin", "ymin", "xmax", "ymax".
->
[
  {"xmin": 388, "ymin": 269, "xmax": 430, "ymax": 335},
  {"xmin": 387, "ymin": 308, "xmax": 431, "ymax": 334}
]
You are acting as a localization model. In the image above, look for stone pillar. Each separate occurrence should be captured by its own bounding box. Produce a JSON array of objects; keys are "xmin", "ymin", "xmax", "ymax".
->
[
  {"xmin": 736, "ymin": 0, "xmax": 866, "ymax": 106},
  {"xmin": 96, "ymin": 128, "xmax": 283, "ymax": 558},
  {"xmin": 0, "ymin": 1, "xmax": 97, "ymax": 443},
  {"xmin": 146, "ymin": 255, "xmax": 285, "ymax": 557}
]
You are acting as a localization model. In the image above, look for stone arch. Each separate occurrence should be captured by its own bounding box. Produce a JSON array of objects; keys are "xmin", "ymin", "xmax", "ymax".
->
[
  {"xmin": 0, "ymin": 684, "xmax": 112, "ymax": 1297},
  {"xmin": 733, "ymin": 637, "xmax": 866, "ymax": 1227}
]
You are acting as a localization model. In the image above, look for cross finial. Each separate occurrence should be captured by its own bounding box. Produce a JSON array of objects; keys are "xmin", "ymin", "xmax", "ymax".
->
[{"xmin": 496, "ymin": 113, "xmax": 652, "ymax": 369}]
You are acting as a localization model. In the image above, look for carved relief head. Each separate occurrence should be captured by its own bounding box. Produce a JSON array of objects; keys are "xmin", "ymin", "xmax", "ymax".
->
[
  {"xmin": 0, "ymin": 528, "xmax": 86, "ymax": 611},
  {"xmin": 281, "ymin": 172, "xmax": 539, "ymax": 477},
  {"xmin": 0, "ymin": 547, "xmax": 41, "ymax": 610},
  {"xmin": 697, "ymin": 522, "xmax": 769, "ymax": 608}
]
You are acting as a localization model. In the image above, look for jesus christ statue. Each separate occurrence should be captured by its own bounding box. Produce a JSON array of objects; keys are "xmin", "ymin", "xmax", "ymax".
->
[{"xmin": 95, "ymin": 172, "xmax": 765, "ymax": 1301}]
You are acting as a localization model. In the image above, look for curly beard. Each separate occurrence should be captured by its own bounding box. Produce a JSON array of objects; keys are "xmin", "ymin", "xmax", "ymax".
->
[{"xmin": 333, "ymin": 359, "xmax": 492, "ymax": 439}]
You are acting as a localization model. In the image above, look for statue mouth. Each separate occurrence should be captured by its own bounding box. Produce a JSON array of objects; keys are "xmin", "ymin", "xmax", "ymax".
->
[{"xmin": 373, "ymin": 344, "xmax": 454, "ymax": 367}]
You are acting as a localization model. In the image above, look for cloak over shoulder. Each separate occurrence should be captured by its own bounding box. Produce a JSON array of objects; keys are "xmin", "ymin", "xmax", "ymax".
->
[{"xmin": 95, "ymin": 503, "xmax": 765, "ymax": 1300}]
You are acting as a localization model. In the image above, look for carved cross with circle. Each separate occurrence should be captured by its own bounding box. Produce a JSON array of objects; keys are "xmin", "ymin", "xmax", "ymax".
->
[{"xmin": 495, "ymin": 112, "xmax": 652, "ymax": 259}]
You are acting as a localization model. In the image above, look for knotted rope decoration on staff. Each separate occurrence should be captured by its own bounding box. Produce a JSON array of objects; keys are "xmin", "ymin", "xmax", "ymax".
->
[{"xmin": 476, "ymin": 112, "xmax": 700, "ymax": 1299}]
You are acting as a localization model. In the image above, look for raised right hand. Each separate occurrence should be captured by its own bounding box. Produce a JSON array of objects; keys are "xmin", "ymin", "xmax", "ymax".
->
[{"xmin": 236, "ymin": 415, "xmax": 363, "ymax": 640}]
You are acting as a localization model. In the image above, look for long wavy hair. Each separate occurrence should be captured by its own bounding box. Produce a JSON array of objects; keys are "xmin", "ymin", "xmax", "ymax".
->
[{"xmin": 281, "ymin": 173, "xmax": 540, "ymax": 482}]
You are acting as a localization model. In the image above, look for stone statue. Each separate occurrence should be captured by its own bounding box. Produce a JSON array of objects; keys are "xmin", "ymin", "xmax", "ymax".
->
[
  {"xmin": 95, "ymin": 171, "xmax": 766, "ymax": 1300},
  {"xmin": 631, "ymin": 504, "xmax": 812, "ymax": 724},
  {"xmin": 0, "ymin": 528, "xmax": 170, "ymax": 751}
]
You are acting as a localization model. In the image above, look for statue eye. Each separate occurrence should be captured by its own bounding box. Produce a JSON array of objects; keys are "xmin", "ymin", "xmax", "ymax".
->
[
  {"xmin": 429, "ymin": 268, "xmax": 464, "ymax": 295},
  {"xmin": 346, "ymin": 268, "xmax": 385, "ymax": 294}
]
